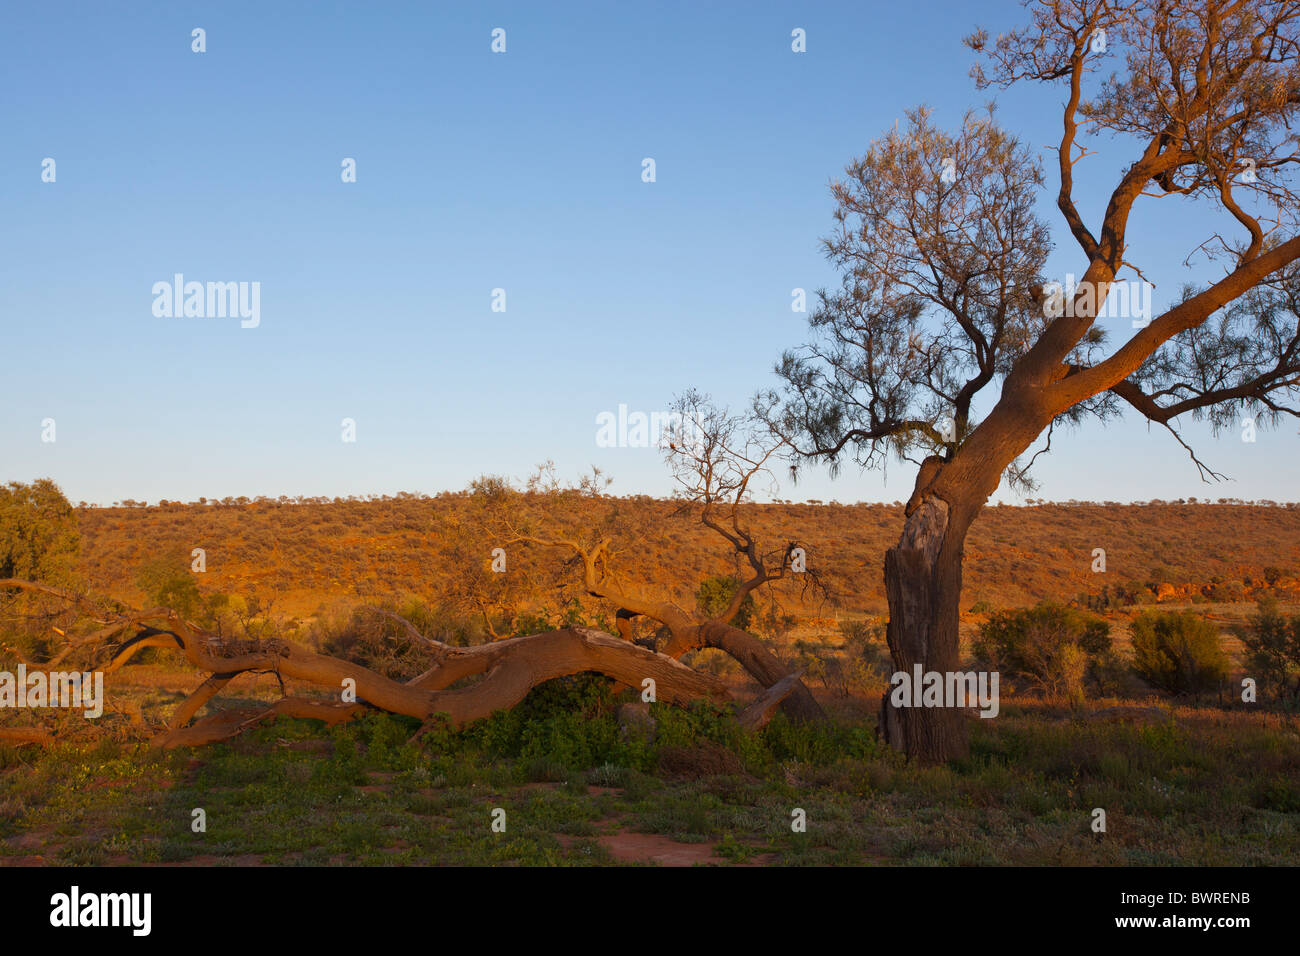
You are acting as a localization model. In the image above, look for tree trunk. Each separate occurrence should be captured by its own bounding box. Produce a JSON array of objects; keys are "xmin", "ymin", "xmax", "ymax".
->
[
  {"xmin": 699, "ymin": 622, "xmax": 826, "ymax": 722},
  {"xmin": 879, "ymin": 492, "xmax": 970, "ymax": 764}
]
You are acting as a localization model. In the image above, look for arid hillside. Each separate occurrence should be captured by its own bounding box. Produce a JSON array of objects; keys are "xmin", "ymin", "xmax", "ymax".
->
[{"xmin": 73, "ymin": 495, "xmax": 1300, "ymax": 623}]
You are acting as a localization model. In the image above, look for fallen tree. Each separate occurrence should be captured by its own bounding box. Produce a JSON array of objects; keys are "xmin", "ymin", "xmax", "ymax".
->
[
  {"xmin": 502, "ymin": 395, "xmax": 827, "ymax": 722},
  {"xmin": 0, "ymin": 577, "xmax": 807, "ymax": 749}
]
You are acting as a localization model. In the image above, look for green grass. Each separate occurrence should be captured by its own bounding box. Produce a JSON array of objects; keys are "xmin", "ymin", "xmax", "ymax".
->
[{"xmin": 2, "ymin": 676, "xmax": 1297, "ymax": 865}]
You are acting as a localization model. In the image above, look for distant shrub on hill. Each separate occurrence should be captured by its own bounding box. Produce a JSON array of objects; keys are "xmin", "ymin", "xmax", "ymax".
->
[
  {"xmin": 467, "ymin": 474, "xmax": 512, "ymax": 502},
  {"xmin": 1078, "ymin": 580, "xmax": 1154, "ymax": 611},
  {"xmin": 1130, "ymin": 610, "xmax": 1230, "ymax": 696},
  {"xmin": 1204, "ymin": 577, "xmax": 1247, "ymax": 603}
]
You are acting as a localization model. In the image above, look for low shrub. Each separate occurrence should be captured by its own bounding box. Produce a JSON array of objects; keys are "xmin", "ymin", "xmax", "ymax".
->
[
  {"xmin": 1130, "ymin": 610, "xmax": 1229, "ymax": 695},
  {"xmin": 1232, "ymin": 598, "xmax": 1300, "ymax": 706},
  {"xmin": 972, "ymin": 603, "xmax": 1111, "ymax": 704}
]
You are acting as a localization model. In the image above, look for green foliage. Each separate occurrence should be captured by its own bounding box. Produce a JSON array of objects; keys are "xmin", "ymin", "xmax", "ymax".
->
[
  {"xmin": 1233, "ymin": 598, "xmax": 1300, "ymax": 705},
  {"xmin": 1254, "ymin": 775, "xmax": 1300, "ymax": 814},
  {"xmin": 439, "ymin": 673, "xmax": 651, "ymax": 771},
  {"xmin": 1130, "ymin": 610, "xmax": 1230, "ymax": 695},
  {"xmin": 712, "ymin": 832, "xmax": 759, "ymax": 863},
  {"xmin": 417, "ymin": 670, "xmax": 888, "ymax": 781},
  {"xmin": 839, "ymin": 617, "xmax": 889, "ymax": 672},
  {"xmin": 7, "ymin": 683, "xmax": 1300, "ymax": 865},
  {"xmin": 0, "ymin": 479, "xmax": 80, "ymax": 584},
  {"xmin": 1086, "ymin": 648, "xmax": 1135, "ymax": 699},
  {"xmin": 510, "ymin": 597, "xmax": 610, "ymax": 636},
  {"xmin": 760, "ymin": 713, "xmax": 884, "ymax": 765},
  {"xmin": 135, "ymin": 549, "xmax": 203, "ymax": 620},
  {"xmin": 973, "ymin": 603, "xmax": 1111, "ymax": 703},
  {"xmin": 0, "ymin": 479, "xmax": 82, "ymax": 659},
  {"xmin": 794, "ymin": 618, "xmax": 889, "ymax": 697},
  {"xmin": 654, "ymin": 698, "xmax": 757, "ymax": 763},
  {"xmin": 696, "ymin": 575, "xmax": 755, "ymax": 629}
]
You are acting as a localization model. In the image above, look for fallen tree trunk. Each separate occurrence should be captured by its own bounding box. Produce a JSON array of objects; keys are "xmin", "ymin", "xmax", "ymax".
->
[
  {"xmin": 695, "ymin": 622, "xmax": 825, "ymax": 722},
  {"xmin": 142, "ymin": 622, "xmax": 730, "ymax": 746},
  {"xmin": 0, "ymin": 727, "xmax": 56, "ymax": 747},
  {"xmin": 736, "ymin": 671, "xmax": 805, "ymax": 730},
  {"xmin": 153, "ymin": 699, "xmax": 368, "ymax": 749},
  {"xmin": 1, "ymin": 580, "xmax": 738, "ymax": 748}
]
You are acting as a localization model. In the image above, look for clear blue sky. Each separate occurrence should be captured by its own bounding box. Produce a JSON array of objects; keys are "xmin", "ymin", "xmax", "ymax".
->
[{"xmin": 2, "ymin": 1, "xmax": 1296, "ymax": 506}]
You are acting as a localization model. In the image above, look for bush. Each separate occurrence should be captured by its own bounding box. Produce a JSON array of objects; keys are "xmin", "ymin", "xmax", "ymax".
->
[
  {"xmin": 1130, "ymin": 610, "xmax": 1229, "ymax": 695},
  {"xmin": 467, "ymin": 474, "xmax": 512, "ymax": 501},
  {"xmin": 1204, "ymin": 579, "xmax": 1246, "ymax": 603},
  {"xmin": 1087, "ymin": 648, "xmax": 1136, "ymax": 698},
  {"xmin": 0, "ymin": 479, "xmax": 82, "ymax": 659},
  {"xmin": 1233, "ymin": 598, "xmax": 1300, "ymax": 705},
  {"xmin": 1147, "ymin": 566, "xmax": 1173, "ymax": 589},
  {"xmin": 316, "ymin": 599, "xmax": 477, "ymax": 681},
  {"xmin": 696, "ymin": 575, "xmax": 756, "ymax": 630},
  {"xmin": 1079, "ymin": 581, "xmax": 1148, "ymax": 612},
  {"xmin": 793, "ymin": 622, "xmax": 884, "ymax": 698},
  {"xmin": 840, "ymin": 617, "xmax": 889, "ymax": 671},
  {"xmin": 1254, "ymin": 775, "xmax": 1300, "ymax": 814},
  {"xmin": 511, "ymin": 596, "xmax": 610, "ymax": 636},
  {"xmin": 135, "ymin": 549, "xmax": 204, "ymax": 621},
  {"xmin": 819, "ymin": 618, "xmax": 891, "ymax": 695},
  {"xmin": 972, "ymin": 603, "xmax": 1111, "ymax": 704},
  {"xmin": 0, "ymin": 479, "xmax": 81, "ymax": 584}
]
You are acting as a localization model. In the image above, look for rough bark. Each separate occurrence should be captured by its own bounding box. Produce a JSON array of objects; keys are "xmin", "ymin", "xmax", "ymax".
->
[
  {"xmin": 695, "ymin": 621, "xmax": 824, "ymax": 722},
  {"xmin": 880, "ymin": 494, "xmax": 970, "ymax": 764},
  {"xmin": 736, "ymin": 672, "xmax": 805, "ymax": 730}
]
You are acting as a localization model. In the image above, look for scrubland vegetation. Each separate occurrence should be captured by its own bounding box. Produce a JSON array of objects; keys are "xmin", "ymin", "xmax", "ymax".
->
[{"xmin": 2, "ymin": 480, "xmax": 1298, "ymax": 865}]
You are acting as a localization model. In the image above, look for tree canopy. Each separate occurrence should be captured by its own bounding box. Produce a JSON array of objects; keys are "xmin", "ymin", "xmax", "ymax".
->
[{"xmin": 0, "ymin": 478, "xmax": 80, "ymax": 585}]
